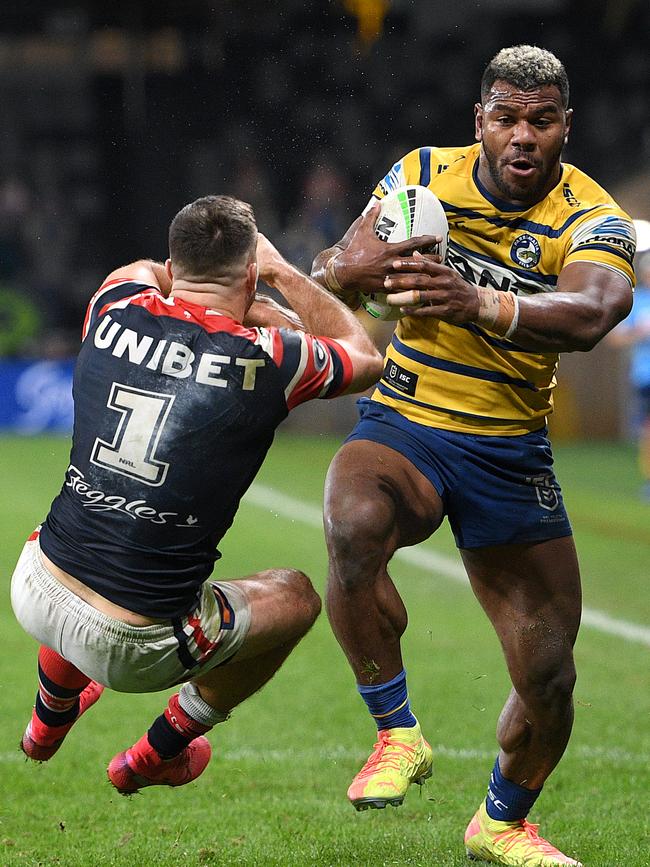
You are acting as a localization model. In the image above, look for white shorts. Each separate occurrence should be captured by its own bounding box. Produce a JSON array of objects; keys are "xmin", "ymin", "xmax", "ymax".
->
[{"xmin": 10, "ymin": 536, "xmax": 252, "ymax": 693}]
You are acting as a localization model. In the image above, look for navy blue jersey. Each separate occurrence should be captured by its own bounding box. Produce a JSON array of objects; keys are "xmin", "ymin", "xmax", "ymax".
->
[{"xmin": 40, "ymin": 279, "xmax": 352, "ymax": 618}]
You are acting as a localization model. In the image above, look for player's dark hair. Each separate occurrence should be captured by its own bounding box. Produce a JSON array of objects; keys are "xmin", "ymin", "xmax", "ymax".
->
[
  {"xmin": 169, "ymin": 195, "xmax": 257, "ymax": 276},
  {"xmin": 481, "ymin": 45, "xmax": 569, "ymax": 108}
]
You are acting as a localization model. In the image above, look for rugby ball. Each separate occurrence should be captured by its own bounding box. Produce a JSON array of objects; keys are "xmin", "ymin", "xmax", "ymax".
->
[{"xmin": 361, "ymin": 185, "xmax": 448, "ymax": 321}]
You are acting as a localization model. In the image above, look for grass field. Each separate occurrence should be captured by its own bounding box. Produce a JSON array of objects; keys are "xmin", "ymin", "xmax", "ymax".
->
[{"xmin": 1, "ymin": 433, "xmax": 649, "ymax": 867}]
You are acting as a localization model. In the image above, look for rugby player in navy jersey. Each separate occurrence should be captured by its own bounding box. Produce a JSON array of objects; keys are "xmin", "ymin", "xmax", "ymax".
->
[
  {"xmin": 11, "ymin": 194, "xmax": 398, "ymax": 794},
  {"xmin": 312, "ymin": 46, "xmax": 635, "ymax": 866}
]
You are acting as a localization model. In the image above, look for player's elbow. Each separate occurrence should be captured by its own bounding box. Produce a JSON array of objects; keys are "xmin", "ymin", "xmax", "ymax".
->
[
  {"xmin": 571, "ymin": 305, "xmax": 632, "ymax": 352},
  {"xmin": 346, "ymin": 351, "xmax": 384, "ymax": 393},
  {"xmin": 568, "ymin": 328, "xmax": 603, "ymax": 352}
]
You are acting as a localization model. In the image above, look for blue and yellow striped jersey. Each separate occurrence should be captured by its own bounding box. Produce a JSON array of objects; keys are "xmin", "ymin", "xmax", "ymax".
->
[{"xmin": 369, "ymin": 143, "xmax": 636, "ymax": 435}]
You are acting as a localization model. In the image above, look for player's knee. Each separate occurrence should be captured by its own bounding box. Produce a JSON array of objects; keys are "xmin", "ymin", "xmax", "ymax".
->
[
  {"xmin": 517, "ymin": 653, "xmax": 576, "ymax": 710},
  {"xmin": 275, "ymin": 568, "xmax": 322, "ymax": 630},
  {"xmin": 325, "ymin": 495, "xmax": 394, "ymax": 579}
]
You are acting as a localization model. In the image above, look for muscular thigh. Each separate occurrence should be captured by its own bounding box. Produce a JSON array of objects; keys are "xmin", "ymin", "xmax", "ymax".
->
[{"xmin": 325, "ymin": 439, "xmax": 444, "ymax": 551}]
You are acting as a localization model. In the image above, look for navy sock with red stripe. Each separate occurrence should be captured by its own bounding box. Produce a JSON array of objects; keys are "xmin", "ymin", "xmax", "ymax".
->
[
  {"xmin": 147, "ymin": 693, "xmax": 212, "ymax": 759},
  {"xmin": 144, "ymin": 684, "xmax": 228, "ymax": 761},
  {"xmin": 31, "ymin": 646, "xmax": 90, "ymax": 742}
]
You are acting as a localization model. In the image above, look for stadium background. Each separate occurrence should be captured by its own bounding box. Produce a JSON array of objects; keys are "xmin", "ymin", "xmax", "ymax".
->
[
  {"xmin": 1, "ymin": 0, "xmax": 649, "ymax": 440},
  {"xmin": 1, "ymin": 4, "xmax": 649, "ymax": 866}
]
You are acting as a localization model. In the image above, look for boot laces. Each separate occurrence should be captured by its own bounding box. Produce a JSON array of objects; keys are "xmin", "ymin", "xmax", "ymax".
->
[
  {"xmin": 356, "ymin": 730, "xmax": 417, "ymax": 780},
  {"xmin": 498, "ymin": 819, "xmax": 568, "ymax": 859}
]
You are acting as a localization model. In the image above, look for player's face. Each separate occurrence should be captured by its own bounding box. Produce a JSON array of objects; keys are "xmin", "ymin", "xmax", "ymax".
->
[{"xmin": 474, "ymin": 81, "xmax": 572, "ymax": 207}]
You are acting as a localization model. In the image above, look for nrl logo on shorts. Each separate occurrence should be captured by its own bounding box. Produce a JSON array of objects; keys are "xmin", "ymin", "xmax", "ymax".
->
[
  {"xmin": 510, "ymin": 234, "xmax": 541, "ymax": 269},
  {"xmin": 526, "ymin": 473, "xmax": 560, "ymax": 511}
]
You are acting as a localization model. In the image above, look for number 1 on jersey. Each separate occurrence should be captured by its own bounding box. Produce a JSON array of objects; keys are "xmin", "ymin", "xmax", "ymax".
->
[{"xmin": 91, "ymin": 383, "xmax": 175, "ymax": 486}]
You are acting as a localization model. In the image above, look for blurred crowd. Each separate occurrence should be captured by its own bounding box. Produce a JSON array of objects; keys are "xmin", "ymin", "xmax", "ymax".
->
[{"xmin": 0, "ymin": 0, "xmax": 648, "ymax": 356}]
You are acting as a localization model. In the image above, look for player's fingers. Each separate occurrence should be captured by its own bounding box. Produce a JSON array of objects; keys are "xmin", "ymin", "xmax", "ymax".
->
[
  {"xmin": 384, "ymin": 272, "xmax": 433, "ymax": 290},
  {"xmin": 391, "ymin": 255, "xmax": 443, "ymax": 271},
  {"xmin": 400, "ymin": 303, "xmax": 440, "ymax": 319},
  {"xmin": 362, "ymin": 201, "xmax": 381, "ymax": 223},
  {"xmin": 399, "ymin": 304, "xmax": 440, "ymax": 317},
  {"xmin": 385, "ymin": 289, "xmax": 423, "ymax": 307},
  {"xmin": 391, "ymin": 233, "xmax": 441, "ymax": 255}
]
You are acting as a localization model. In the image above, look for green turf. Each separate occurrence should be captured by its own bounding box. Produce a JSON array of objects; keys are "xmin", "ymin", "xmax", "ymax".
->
[{"xmin": 1, "ymin": 434, "xmax": 648, "ymax": 866}]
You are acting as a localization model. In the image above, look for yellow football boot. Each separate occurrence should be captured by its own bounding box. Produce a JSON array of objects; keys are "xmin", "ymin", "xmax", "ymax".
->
[
  {"xmin": 464, "ymin": 801, "xmax": 583, "ymax": 866},
  {"xmin": 347, "ymin": 722, "xmax": 433, "ymax": 810}
]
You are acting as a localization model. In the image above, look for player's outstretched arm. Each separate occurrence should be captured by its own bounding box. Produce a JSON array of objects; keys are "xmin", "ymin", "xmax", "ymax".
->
[
  {"xmin": 384, "ymin": 255, "xmax": 633, "ymax": 352},
  {"xmin": 101, "ymin": 260, "xmax": 173, "ymax": 297},
  {"xmin": 257, "ymin": 233, "xmax": 383, "ymax": 393},
  {"xmin": 311, "ymin": 204, "xmax": 441, "ymax": 306},
  {"xmin": 511, "ymin": 262, "xmax": 633, "ymax": 351}
]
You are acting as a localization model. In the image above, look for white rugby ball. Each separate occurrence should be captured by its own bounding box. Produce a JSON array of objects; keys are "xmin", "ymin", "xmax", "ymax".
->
[{"xmin": 360, "ymin": 185, "xmax": 448, "ymax": 321}]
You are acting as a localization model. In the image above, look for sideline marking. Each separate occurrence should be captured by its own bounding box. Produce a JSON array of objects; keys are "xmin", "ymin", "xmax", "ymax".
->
[
  {"xmin": 3, "ymin": 744, "xmax": 646, "ymax": 765},
  {"xmin": 221, "ymin": 743, "xmax": 650, "ymax": 764},
  {"xmin": 245, "ymin": 484, "xmax": 650, "ymax": 648}
]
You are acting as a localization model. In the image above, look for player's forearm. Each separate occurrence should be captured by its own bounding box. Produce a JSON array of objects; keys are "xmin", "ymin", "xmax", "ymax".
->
[
  {"xmin": 387, "ymin": 258, "xmax": 633, "ymax": 353},
  {"xmin": 244, "ymin": 294, "xmax": 305, "ymax": 330},
  {"xmin": 272, "ymin": 259, "xmax": 383, "ymax": 390},
  {"xmin": 268, "ymin": 258, "xmax": 374, "ymax": 349},
  {"xmin": 511, "ymin": 292, "xmax": 628, "ymax": 352}
]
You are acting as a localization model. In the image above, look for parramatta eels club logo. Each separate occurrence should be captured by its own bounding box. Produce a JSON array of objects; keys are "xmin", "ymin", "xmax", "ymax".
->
[{"xmin": 510, "ymin": 234, "xmax": 541, "ymax": 269}]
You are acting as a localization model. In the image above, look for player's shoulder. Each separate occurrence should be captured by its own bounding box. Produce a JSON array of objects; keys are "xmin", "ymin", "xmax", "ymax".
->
[
  {"xmin": 550, "ymin": 164, "xmax": 636, "ymax": 281},
  {"xmin": 375, "ymin": 144, "xmax": 475, "ymax": 195},
  {"xmin": 554, "ymin": 163, "xmax": 632, "ymax": 221},
  {"xmin": 82, "ymin": 277, "xmax": 160, "ymax": 340},
  {"xmin": 526, "ymin": 162, "xmax": 635, "ymax": 249},
  {"xmin": 551, "ymin": 163, "xmax": 635, "ymax": 247}
]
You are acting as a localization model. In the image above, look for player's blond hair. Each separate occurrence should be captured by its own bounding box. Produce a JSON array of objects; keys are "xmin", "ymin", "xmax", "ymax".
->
[{"xmin": 481, "ymin": 45, "xmax": 569, "ymax": 108}]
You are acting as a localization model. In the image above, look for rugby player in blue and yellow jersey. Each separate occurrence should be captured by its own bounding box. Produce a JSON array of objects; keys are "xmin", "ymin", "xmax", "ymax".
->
[
  {"xmin": 312, "ymin": 46, "xmax": 635, "ymax": 866},
  {"xmin": 11, "ymin": 195, "xmax": 389, "ymax": 794}
]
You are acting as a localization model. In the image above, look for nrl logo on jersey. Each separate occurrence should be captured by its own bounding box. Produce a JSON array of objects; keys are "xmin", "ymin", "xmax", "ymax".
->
[{"xmin": 510, "ymin": 234, "xmax": 541, "ymax": 269}]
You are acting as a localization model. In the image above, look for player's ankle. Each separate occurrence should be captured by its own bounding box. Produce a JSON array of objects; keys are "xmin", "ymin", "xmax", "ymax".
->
[
  {"xmin": 357, "ymin": 669, "xmax": 417, "ymax": 730},
  {"xmin": 28, "ymin": 709, "xmax": 77, "ymax": 745},
  {"xmin": 127, "ymin": 733, "xmax": 167, "ymax": 771},
  {"xmin": 485, "ymin": 757, "xmax": 542, "ymax": 822}
]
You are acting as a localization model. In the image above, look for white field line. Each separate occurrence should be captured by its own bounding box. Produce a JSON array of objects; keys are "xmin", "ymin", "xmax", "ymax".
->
[
  {"xmin": 245, "ymin": 484, "xmax": 650, "ymax": 648},
  {"xmin": 3, "ymin": 744, "xmax": 647, "ymax": 765}
]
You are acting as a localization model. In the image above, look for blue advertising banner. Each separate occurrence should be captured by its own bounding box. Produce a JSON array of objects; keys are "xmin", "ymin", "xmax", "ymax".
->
[{"xmin": 0, "ymin": 360, "xmax": 75, "ymax": 434}]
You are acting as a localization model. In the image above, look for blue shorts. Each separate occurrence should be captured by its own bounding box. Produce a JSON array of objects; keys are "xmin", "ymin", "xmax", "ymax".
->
[{"xmin": 345, "ymin": 399, "xmax": 572, "ymax": 549}]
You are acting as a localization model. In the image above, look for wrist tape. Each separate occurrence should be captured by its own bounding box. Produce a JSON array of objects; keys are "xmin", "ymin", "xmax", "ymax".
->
[
  {"xmin": 475, "ymin": 288, "xmax": 520, "ymax": 338},
  {"xmin": 324, "ymin": 253, "xmax": 344, "ymax": 296}
]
